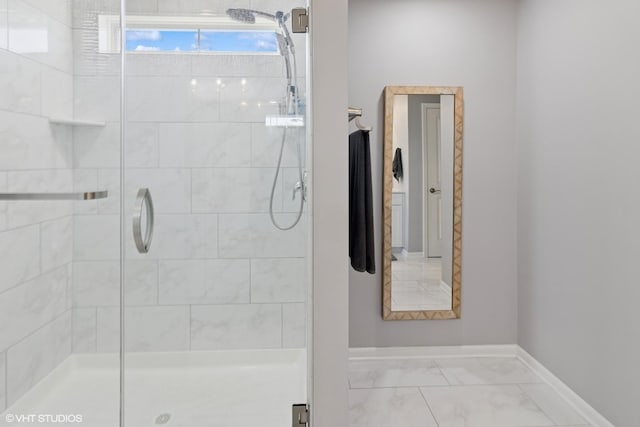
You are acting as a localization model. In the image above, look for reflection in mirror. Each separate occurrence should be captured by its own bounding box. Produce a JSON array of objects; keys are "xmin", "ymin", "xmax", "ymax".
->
[
  {"xmin": 382, "ymin": 86, "xmax": 463, "ymax": 320},
  {"xmin": 391, "ymin": 94, "xmax": 453, "ymax": 311}
]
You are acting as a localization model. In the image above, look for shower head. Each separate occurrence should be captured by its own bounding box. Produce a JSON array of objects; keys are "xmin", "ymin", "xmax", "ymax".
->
[
  {"xmin": 226, "ymin": 8, "xmax": 295, "ymax": 54},
  {"xmin": 226, "ymin": 8, "xmax": 276, "ymax": 24}
]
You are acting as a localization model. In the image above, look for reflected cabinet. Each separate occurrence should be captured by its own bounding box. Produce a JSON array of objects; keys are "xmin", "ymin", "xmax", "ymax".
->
[{"xmin": 382, "ymin": 86, "xmax": 463, "ymax": 320}]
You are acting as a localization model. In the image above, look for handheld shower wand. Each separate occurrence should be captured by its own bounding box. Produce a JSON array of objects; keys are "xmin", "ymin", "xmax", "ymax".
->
[{"xmin": 227, "ymin": 8, "xmax": 306, "ymax": 230}]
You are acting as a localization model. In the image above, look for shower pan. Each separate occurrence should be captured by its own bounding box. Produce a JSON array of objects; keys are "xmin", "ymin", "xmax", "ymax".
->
[{"xmin": 0, "ymin": 0, "xmax": 312, "ymax": 426}]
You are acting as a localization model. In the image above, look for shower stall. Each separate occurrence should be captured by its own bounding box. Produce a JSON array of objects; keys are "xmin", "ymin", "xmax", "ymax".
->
[{"xmin": 0, "ymin": 0, "xmax": 311, "ymax": 425}]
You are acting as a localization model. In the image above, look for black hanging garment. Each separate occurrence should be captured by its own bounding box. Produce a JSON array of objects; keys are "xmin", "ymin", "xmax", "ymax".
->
[
  {"xmin": 392, "ymin": 147, "xmax": 403, "ymax": 181},
  {"xmin": 349, "ymin": 130, "xmax": 376, "ymax": 274}
]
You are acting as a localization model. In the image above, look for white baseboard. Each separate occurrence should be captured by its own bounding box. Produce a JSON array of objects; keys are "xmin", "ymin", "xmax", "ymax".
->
[
  {"xmin": 516, "ymin": 347, "xmax": 614, "ymax": 427},
  {"xmin": 349, "ymin": 345, "xmax": 613, "ymax": 427},
  {"xmin": 349, "ymin": 344, "xmax": 519, "ymax": 359}
]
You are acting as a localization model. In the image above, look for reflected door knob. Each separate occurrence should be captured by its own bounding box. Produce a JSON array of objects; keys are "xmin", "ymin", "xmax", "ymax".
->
[{"xmin": 429, "ymin": 187, "xmax": 441, "ymax": 194}]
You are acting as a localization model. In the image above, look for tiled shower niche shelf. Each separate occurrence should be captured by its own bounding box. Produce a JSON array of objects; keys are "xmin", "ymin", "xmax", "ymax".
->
[{"xmin": 49, "ymin": 118, "xmax": 106, "ymax": 127}]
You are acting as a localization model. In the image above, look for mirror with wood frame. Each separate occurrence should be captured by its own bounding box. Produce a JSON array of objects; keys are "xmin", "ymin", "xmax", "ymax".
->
[{"xmin": 382, "ymin": 86, "xmax": 463, "ymax": 320}]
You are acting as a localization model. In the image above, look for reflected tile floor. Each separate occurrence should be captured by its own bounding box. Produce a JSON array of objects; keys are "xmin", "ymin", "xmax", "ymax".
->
[
  {"xmin": 391, "ymin": 258, "xmax": 452, "ymax": 311},
  {"xmin": 349, "ymin": 357, "xmax": 591, "ymax": 427}
]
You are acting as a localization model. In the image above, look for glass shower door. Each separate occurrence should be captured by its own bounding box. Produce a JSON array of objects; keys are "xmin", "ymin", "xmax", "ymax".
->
[{"xmin": 122, "ymin": 1, "xmax": 311, "ymax": 425}]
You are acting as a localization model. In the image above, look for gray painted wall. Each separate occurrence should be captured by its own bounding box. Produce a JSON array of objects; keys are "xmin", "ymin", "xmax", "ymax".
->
[
  {"xmin": 349, "ymin": 0, "xmax": 518, "ymax": 347},
  {"xmin": 407, "ymin": 94, "xmax": 440, "ymax": 253},
  {"xmin": 517, "ymin": 1, "xmax": 640, "ymax": 426}
]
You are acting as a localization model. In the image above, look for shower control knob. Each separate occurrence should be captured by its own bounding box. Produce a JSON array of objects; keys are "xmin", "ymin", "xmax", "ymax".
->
[{"xmin": 293, "ymin": 181, "xmax": 304, "ymax": 200}]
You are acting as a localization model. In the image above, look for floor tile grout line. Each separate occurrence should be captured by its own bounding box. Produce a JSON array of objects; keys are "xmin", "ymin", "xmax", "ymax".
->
[
  {"xmin": 516, "ymin": 383, "xmax": 570, "ymax": 427},
  {"xmin": 349, "ymin": 382, "xmax": 546, "ymax": 390},
  {"xmin": 418, "ymin": 387, "xmax": 441, "ymax": 427},
  {"xmin": 432, "ymin": 359, "xmax": 454, "ymax": 386},
  {"xmin": 350, "ymin": 355, "xmax": 524, "ymax": 362}
]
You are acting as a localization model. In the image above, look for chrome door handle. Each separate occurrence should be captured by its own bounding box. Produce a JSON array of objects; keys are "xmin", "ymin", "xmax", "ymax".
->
[
  {"xmin": 133, "ymin": 188, "xmax": 154, "ymax": 254},
  {"xmin": 429, "ymin": 187, "xmax": 441, "ymax": 194}
]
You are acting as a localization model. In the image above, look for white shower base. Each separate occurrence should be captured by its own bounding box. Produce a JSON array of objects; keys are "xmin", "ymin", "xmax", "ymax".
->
[{"xmin": 1, "ymin": 349, "xmax": 307, "ymax": 427}]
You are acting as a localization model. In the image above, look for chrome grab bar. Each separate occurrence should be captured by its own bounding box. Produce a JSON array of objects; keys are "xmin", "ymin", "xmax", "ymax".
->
[
  {"xmin": 133, "ymin": 188, "xmax": 154, "ymax": 254},
  {"xmin": 0, "ymin": 191, "xmax": 108, "ymax": 201}
]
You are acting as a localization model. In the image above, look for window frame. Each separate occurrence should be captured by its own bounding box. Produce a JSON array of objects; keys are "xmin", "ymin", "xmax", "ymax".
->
[{"xmin": 99, "ymin": 14, "xmax": 282, "ymax": 55}]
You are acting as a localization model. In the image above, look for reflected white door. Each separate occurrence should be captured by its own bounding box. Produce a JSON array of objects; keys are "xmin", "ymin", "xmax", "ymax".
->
[{"xmin": 424, "ymin": 106, "xmax": 442, "ymax": 257}]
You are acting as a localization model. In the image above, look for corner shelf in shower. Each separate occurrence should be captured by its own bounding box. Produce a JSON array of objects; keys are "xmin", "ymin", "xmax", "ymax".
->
[
  {"xmin": 265, "ymin": 115, "xmax": 305, "ymax": 127},
  {"xmin": 48, "ymin": 118, "xmax": 106, "ymax": 127}
]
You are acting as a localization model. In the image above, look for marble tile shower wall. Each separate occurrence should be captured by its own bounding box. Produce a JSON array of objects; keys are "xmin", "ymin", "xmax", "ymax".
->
[
  {"xmin": 0, "ymin": 0, "xmax": 75, "ymax": 411},
  {"xmin": 71, "ymin": 0, "xmax": 308, "ymax": 354}
]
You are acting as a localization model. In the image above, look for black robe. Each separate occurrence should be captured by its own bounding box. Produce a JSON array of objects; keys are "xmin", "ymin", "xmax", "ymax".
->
[{"xmin": 349, "ymin": 130, "xmax": 375, "ymax": 274}]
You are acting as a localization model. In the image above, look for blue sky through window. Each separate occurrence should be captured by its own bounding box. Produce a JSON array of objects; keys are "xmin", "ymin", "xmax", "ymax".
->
[{"xmin": 125, "ymin": 29, "xmax": 279, "ymax": 53}]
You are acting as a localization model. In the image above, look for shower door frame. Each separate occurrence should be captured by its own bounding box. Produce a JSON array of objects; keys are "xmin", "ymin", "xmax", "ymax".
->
[{"xmin": 116, "ymin": 1, "xmax": 318, "ymax": 425}]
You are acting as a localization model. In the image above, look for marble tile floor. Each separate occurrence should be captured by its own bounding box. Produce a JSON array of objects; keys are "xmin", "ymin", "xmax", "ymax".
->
[
  {"xmin": 391, "ymin": 258, "xmax": 452, "ymax": 311},
  {"xmin": 349, "ymin": 356, "xmax": 591, "ymax": 427}
]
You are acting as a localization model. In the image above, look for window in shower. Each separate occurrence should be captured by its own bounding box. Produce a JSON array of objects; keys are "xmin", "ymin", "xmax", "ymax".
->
[
  {"xmin": 99, "ymin": 15, "xmax": 281, "ymax": 54},
  {"xmin": 125, "ymin": 29, "xmax": 279, "ymax": 53},
  {"xmin": 198, "ymin": 31, "xmax": 278, "ymax": 52},
  {"xmin": 126, "ymin": 29, "xmax": 198, "ymax": 52}
]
